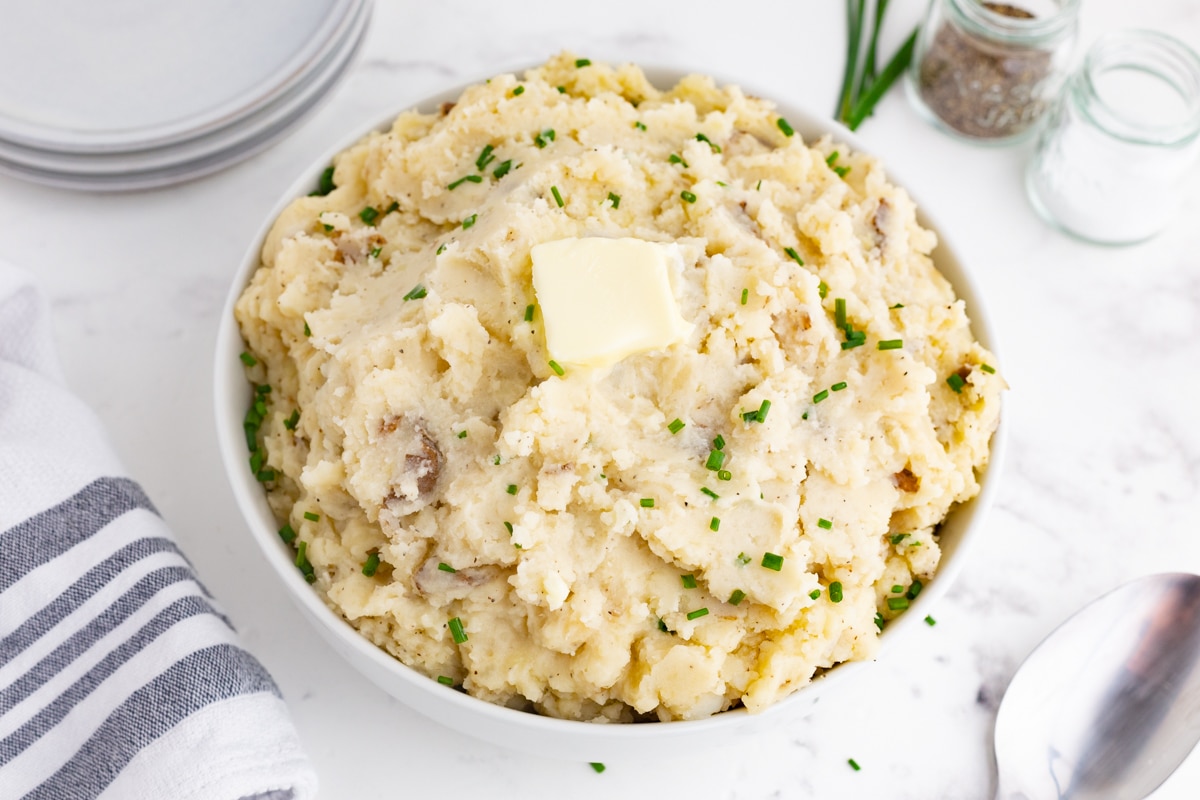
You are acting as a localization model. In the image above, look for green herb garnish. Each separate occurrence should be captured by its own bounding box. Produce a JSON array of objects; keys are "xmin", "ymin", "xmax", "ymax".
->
[
  {"xmin": 947, "ymin": 372, "xmax": 967, "ymax": 393},
  {"xmin": 575, "ymin": 58, "xmax": 591, "ymax": 68},
  {"xmin": 681, "ymin": 574, "xmax": 697, "ymax": 589},
  {"xmin": 687, "ymin": 608, "xmax": 709, "ymax": 621},
  {"xmin": 278, "ymin": 524, "xmax": 296, "ymax": 543},
  {"xmin": 507, "ymin": 484, "xmax": 518, "ymax": 495},
  {"xmin": 475, "ymin": 144, "xmax": 496, "ymax": 171},
  {"xmin": 878, "ymin": 339, "xmax": 903, "ymax": 350},
  {"xmin": 461, "ymin": 214, "xmax": 477, "ymax": 229},
  {"xmin": 809, "ymin": 589, "xmax": 821, "ymax": 600},
  {"xmin": 512, "ymin": 85, "xmax": 524, "ymax": 96},
  {"xmin": 548, "ymin": 360, "xmax": 565, "ymax": 376},
  {"xmin": 284, "ymin": 409, "xmax": 300, "ymax": 430},
  {"xmin": 705, "ymin": 450, "xmax": 726, "ymax": 471},
  {"xmin": 534, "ymin": 128, "xmax": 556, "ymax": 148},
  {"xmin": 403, "ymin": 284, "xmax": 427, "ymax": 301},
  {"xmin": 887, "ymin": 596, "xmax": 909, "ymax": 611},
  {"xmin": 831, "ymin": 381, "xmax": 848, "ymax": 392},
  {"xmin": 438, "ymin": 562, "xmax": 456, "ymax": 573},
  {"xmin": 741, "ymin": 288, "xmax": 749, "ymax": 305},
  {"xmin": 736, "ymin": 552, "xmax": 751, "ymax": 566},
  {"xmin": 437, "ymin": 675, "xmax": 454, "ymax": 686},
  {"xmin": 295, "ymin": 540, "xmax": 315, "ymax": 583},
  {"xmin": 362, "ymin": 549, "xmax": 381, "ymax": 577},
  {"xmin": 607, "ymin": 191, "xmax": 621, "ymax": 209},
  {"xmin": 701, "ymin": 487, "xmax": 719, "ymax": 500},
  {"xmin": 448, "ymin": 616, "xmax": 468, "ymax": 644},
  {"xmin": 669, "ymin": 153, "xmax": 688, "ymax": 167},
  {"xmin": 836, "ymin": 1, "xmax": 918, "ymax": 131},
  {"xmin": 813, "ymin": 389, "xmax": 829, "ymax": 404},
  {"xmin": 359, "ymin": 206, "xmax": 379, "ymax": 225},
  {"xmin": 239, "ymin": 351, "xmax": 257, "ymax": 367},
  {"xmin": 668, "ymin": 418, "xmax": 685, "ymax": 434},
  {"xmin": 830, "ymin": 581, "xmax": 844, "ymax": 602},
  {"xmin": 925, "ymin": 615, "xmax": 937, "ymax": 626},
  {"xmin": 761, "ymin": 552, "xmax": 784, "ymax": 571},
  {"xmin": 680, "ymin": 190, "xmax": 697, "ymax": 203},
  {"xmin": 493, "ymin": 159, "xmax": 513, "ymax": 179},
  {"xmin": 784, "ymin": 246, "xmax": 804, "ymax": 265},
  {"xmin": 729, "ymin": 589, "xmax": 746, "ymax": 606},
  {"xmin": 818, "ymin": 518, "xmax": 833, "ymax": 530},
  {"xmin": 710, "ymin": 517, "xmax": 721, "ymax": 531},
  {"xmin": 524, "ymin": 304, "xmax": 535, "ymax": 322},
  {"xmin": 448, "ymin": 174, "xmax": 482, "ymax": 190},
  {"xmin": 981, "ymin": 363, "xmax": 996, "ymax": 374},
  {"xmin": 695, "ymin": 132, "xmax": 721, "ymax": 153},
  {"xmin": 303, "ymin": 511, "xmax": 319, "ymax": 522},
  {"xmin": 640, "ymin": 498, "xmax": 655, "ymax": 508},
  {"xmin": 777, "ymin": 117, "xmax": 795, "ymax": 137},
  {"xmin": 551, "ymin": 186, "xmax": 564, "ymax": 207},
  {"xmin": 848, "ymin": 758, "xmax": 861, "ymax": 772},
  {"xmin": 311, "ymin": 165, "xmax": 336, "ymax": 196}
]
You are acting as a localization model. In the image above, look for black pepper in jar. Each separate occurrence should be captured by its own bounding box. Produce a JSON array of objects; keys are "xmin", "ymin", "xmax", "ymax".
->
[{"xmin": 914, "ymin": 1, "xmax": 1072, "ymax": 141}]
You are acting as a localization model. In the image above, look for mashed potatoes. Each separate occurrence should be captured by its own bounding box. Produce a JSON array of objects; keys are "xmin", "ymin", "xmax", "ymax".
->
[{"xmin": 235, "ymin": 53, "xmax": 1002, "ymax": 722}]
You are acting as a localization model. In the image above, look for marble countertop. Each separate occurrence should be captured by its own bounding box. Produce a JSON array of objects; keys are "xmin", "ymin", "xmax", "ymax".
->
[{"xmin": 2, "ymin": 0, "xmax": 1199, "ymax": 797}]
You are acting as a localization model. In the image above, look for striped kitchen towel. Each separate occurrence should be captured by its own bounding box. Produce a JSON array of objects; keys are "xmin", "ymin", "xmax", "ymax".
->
[{"xmin": 0, "ymin": 263, "xmax": 317, "ymax": 799}]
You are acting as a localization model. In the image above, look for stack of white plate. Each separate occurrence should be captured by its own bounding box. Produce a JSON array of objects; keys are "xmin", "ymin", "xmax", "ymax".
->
[{"xmin": 0, "ymin": 0, "xmax": 371, "ymax": 191}]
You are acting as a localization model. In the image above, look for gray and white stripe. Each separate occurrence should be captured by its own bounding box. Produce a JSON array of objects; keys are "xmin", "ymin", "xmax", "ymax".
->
[{"xmin": 0, "ymin": 477, "xmax": 286, "ymax": 799}]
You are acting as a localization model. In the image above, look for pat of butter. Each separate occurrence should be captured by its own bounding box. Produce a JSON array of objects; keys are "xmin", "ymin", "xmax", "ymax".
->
[{"xmin": 531, "ymin": 237, "xmax": 694, "ymax": 368}]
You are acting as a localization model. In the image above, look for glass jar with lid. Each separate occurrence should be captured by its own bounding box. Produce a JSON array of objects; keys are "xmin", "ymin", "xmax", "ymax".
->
[{"xmin": 908, "ymin": 0, "xmax": 1081, "ymax": 144}]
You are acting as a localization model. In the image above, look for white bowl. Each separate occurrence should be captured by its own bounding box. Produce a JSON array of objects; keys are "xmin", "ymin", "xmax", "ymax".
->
[{"xmin": 214, "ymin": 65, "xmax": 1007, "ymax": 763}]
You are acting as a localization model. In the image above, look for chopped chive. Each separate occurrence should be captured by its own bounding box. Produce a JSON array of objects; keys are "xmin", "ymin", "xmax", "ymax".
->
[
  {"xmin": 784, "ymin": 247, "xmax": 804, "ymax": 265},
  {"xmin": 695, "ymin": 132, "xmax": 721, "ymax": 153},
  {"xmin": 717, "ymin": 469, "xmax": 732, "ymax": 481},
  {"xmin": 757, "ymin": 399, "xmax": 771, "ymax": 422},
  {"xmin": 295, "ymin": 540, "xmax": 315, "ymax": 582},
  {"xmin": 705, "ymin": 450, "xmax": 726, "ymax": 471},
  {"xmin": 736, "ymin": 552, "xmax": 751, "ymax": 566},
  {"xmin": 848, "ymin": 758, "xmax": 861, "ymax": 772},
  {"xmin": 506, "ymin": 484, "xmax": 518, "ymax": 495},
  {"xmin": 709, "ymin": 517, "xmax": 720, "ymax": 531},
  {"xmin": 829, "ymin": 581, "xmax": 844, "ymax": 602},
  {"xmin": 590, "ymin": 762, "xmax": 606, "ymax": 774},
  {"xmin": 607, "ymin": 191, "xmax": 621, "ymax": 209},
  {"xmin": 891, "ymin": 532, "xmax": 909, "ymax": 545},
  {"xmin": 818, "ymin": 280, "xmax": 829, "ymax": 299},
  {"xmin": 846, "ymin": 328, "xmax": 867, "ymax": 342},
  {"xmin": 284, "ymin": 409, "xmax": 300, "ymax": 430},
  {"xmin": 891, "ymin": 584, "xmax": 904, "ymax": 593},
  {"xmin": 534, "ymin": 128, "xmax": 556, "ymax": 148},
  {"xmin": 713, "ymin": 434, "xmax": 726, "ymax": 451},
  {"xmin": 947, "ymin": 373, "xmax": 967, "ymax": 393},
  {"xmin": 475, "ymin": 144, "xmax": 495, "ymax": 171},
  {"xmin": 756, "ymin": 179, "xmax": 763, "ymax": 190},
  {"xmin": 634, "ymin": 121, "xmax": 647, "ymax": 131},
  {"xmin": 681, "ymin": 574, "xmax": 697, "ymax": 589},
  {"xmin": 841, "ymin": 339, "xmax": 865, "ymax": 351},
  {"xmin": 669, "ymin": 153, "xmax": 688, "ymax": 167},
  {"xmin": 548, "ymin": 360, "xmax": 565, "ymax": 376},
  {"xmin": 312, "ymin": 165, "xmax": 336, "ymax": 196},
  {"xmin": 249, "ymin": 451, "xmax": 263, "ymax": 474},
  {"xmin": 385, "ymin": 201, "xmax": 400, "ymax": 215},
  {"xmin": 437, "ymin": 675, "xmax": 454, "ymax": 686},
  {"xmin": 813, "ymin": 389, "xmax": 829, "ymax": 403},
  {"xmin": 557, "ymin": 85, "xmax": 566, "ymax": 93},
  {"xmin": 878, "ymin": 339, "xmax": 903, "ymax": 350},
  {"xmin": 461, "ymin": 214, "xmax": 477, "ymax": 229},
  {"xmin": 551, "ymin": 186, "xmax": 564, "ymax": 207},
  {"xmin": 369, "ymin": 246, "xmax": 383, "ymax": 259},
  {"xmin": 801, "ymin": 411, "xmax": 809, "ymax": 420},
  {"xmin": 358, "ymin": 206, "xmax": 380, "ymax": 225},
  {"xmin": 925, "ymin": 615, "xmax": 937, "ymax": 626},
  {"xmin": 687, "ymin": 608, "xmax": 709, "ymax": 621},
  {"xmin": 403, "ymin": 284, "xmax": 427, "ymax": 301},
  {"xmin": 668, "ymin": 418, "xmax": 686, "ymax": 434},
  {"xmin": 777, "ymin": 117, "xmax": 795, "ymax": 137},
  {"xmin": 826, "ymin": 151, "xmax": 840, "ymax": 167},
  {"xmin": 256, "ymin": 383, "xmax": 270, "ymax": 395},
  {"xmin": 701, "ymin": 487, "xmax": 719, "ymax": 500},
  {"xmin": 887, "ymin": 596, "xmax": 910, "ymax": 611},
  {"xmin": 890, "ymin": 302, "xmax": 905, "ymax": 309},
  {"xmin": 818, "ymin": 518, "xmax": 832, "ymax": 530},
  {"xmin": 834, "ymin": 165, "xmax": 850, "ymax": 178},
  {"xmin": 640, "ymin": 498, "xmax": 655, "ymax": 508},
  {"xmin": 875, "ymin": 612, "xmax": 887, "ymax": 630},
  {"xmin": 809, "ymin": 589, "xmax": 821, "ymax": 600},
  {"xmin": 761, "ymin": 552, "xmax": 784, "ymax": 571},
  {"xmin": 493, "ymin": 455, "xmax": 501, "ymax": 465},
  {"xmin": 303, "ymin": 511, "xmax": 320, "ymax": 522},
  {"xmin": 436, "ymin": 242, "xmax": 448, "ymax": 255},
  {"xmin": 835, "ymin": 297, "xmax": 847, "ymax": 328},
  {"xmin": 304, "ymin": 321, "xmax": 312, "ymax": 337},
  {"xmin": 362, "ymin": 549, "xmax": 381, "ymax": 577},
  {"xmin": 239, "ymin": 351, "xmax": 257, "ymax": 367},
  {"xmin": 680, "ymin": 190, "xmax": 697, "ymax": 203},
  {"xmin": 448, "ymin": 616, "xmax": 468, "ymax": 644},
  {"xmin": 575, "ymin": 58, "xmax": 591, "ymax": 67},
  {"xmin": 657, "ymin": 617, "xmax": 670, "ymax": 633},
  {"xmin": 438, "ymin": 562, "xmax": 457, "ymax": 573},
  {"xmin": 980, "ymin": 363, "xmax": 996, "ymax": 374},
  {"xmin": 728, "ymin": 589, "xmax": 746, "ymax": 606},
  {"xmin": 907, "ymin": 579, "xmax": 924, "ymax": 600},
  {"xmin": 524, "ymin": 304, "xmax": 535, "ymax": 322},
  {"xmin": 457, "ymin": 430, "xmax": 468, "ymax": 439},
  {"xmin": 741, "ymin": 288, "xmax": 749, "ymax": 305},
  {"xmin": 831, "ymin": 381, "xmax": 848, "ymax": 392},
  {"xmin": 512, "ymin": 85, "xmax": 524, "ymax": 96},
  {"xmin": 503, "ymin": 521, "xmax": 513, "ymax": 534},
  {"xmin": 278, "ymin": 524, "xmax": 296, "ymax": 543},
  {"xmin": 493, "ymin": 159, "xmax": 513, "ymax": 179},
  {"xmin": 321, "ymin": 223, "xmax": 334, "ymax": 233},
  {"xmin": 448, "ymin": 174, "xmax": 483, "ymax": 190}
]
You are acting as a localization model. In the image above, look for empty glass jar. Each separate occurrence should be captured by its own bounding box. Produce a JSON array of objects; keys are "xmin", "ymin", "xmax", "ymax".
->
[{"xmin": 1026, "ymin": 30, "xmax": 1200, "ymax": 245}]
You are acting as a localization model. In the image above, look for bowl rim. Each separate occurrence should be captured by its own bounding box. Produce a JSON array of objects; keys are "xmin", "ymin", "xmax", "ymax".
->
[{"xmin": 214, "ymin": 59, "xmax": 1008, "ymax": 743}]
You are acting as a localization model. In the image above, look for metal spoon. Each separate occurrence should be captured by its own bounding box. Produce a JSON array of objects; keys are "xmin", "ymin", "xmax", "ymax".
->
[{"xmin": 994, "ymin": 572, "xmax": 1200, "ymax": 799}]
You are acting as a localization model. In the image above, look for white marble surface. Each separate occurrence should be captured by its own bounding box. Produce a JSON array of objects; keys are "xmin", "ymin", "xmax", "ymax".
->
[{"xmin": 3, "ymin": 0, "xmax": 1200, "ymax": 797}]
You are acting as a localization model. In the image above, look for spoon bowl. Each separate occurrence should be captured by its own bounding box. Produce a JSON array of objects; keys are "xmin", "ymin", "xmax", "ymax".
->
[{"xmin": 995, "ymin": 573, "xmax": 1200, "ymax": 799}]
